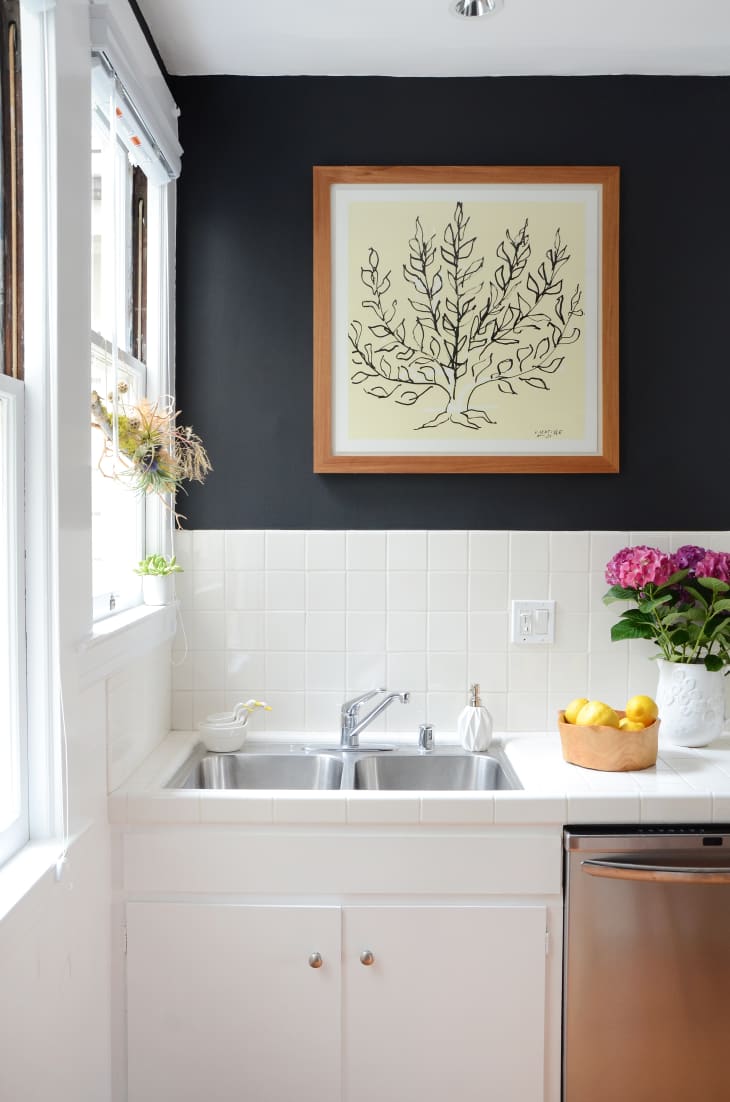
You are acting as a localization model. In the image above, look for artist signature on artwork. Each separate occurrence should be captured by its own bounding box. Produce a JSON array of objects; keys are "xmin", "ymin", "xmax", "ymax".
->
[{"xmin": 534, "ymin": 428, "xmax": 564, "ymax": 439}]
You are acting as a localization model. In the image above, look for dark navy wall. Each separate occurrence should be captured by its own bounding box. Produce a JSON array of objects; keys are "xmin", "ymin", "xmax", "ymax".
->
[{"xmin": 171, "ymin": 76, "xmax": 730, "ymax": 530}]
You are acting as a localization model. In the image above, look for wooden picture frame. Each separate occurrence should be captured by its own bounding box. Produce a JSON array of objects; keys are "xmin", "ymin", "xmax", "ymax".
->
[{"xmin": 313, "ymin": 165, "xmax": 619, "ymax": 474}]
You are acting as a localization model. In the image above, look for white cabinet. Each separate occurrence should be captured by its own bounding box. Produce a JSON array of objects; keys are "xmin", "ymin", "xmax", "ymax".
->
[
  {"xmin": 127, "ymin": 903, "xmax": 342, "ymax": 1102},
  {"xmin": 344, "ymin": 905, "xmax": 546, "ymax": 1102},
  {"xmin": 126, "ymin": 901, "xmax": 547, "ymax": 1102}
]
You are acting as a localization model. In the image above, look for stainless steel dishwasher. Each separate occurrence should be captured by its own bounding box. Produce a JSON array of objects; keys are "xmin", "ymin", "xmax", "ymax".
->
[{"xmin": 563, "ymin": 828, "xmax": 730, "ymax": 1102}]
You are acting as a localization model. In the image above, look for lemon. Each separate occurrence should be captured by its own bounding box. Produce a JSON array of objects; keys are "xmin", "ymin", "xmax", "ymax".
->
[
  {"xmin": 575, "ymin": 700, "xmax": 621, "ymax": 728},
  {"xmin": 625, "ymin": 694, "xmax": 659, "ymax": 727},
  {"xmin": 564, "ymin": 697, "xmax": 590, "ymax": 724},
  {"xmin": 619, "ymin": 717, "xmax": 645, "ymax": 732}
]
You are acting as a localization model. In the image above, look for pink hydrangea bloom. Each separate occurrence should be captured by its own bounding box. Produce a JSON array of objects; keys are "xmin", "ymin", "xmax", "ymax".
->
[
  {"xmin": 605, "ymin": 545, "xmax": 674, "ymax": 590},
  {"xmin": 694, "ymin": 551, "xmax": 730, "ymax": 583}
]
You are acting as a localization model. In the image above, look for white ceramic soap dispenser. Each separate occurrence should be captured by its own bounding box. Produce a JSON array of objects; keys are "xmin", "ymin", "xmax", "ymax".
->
[{"xmin": 457, "ymin": 683, "xmax": 493, "ymax": 752}]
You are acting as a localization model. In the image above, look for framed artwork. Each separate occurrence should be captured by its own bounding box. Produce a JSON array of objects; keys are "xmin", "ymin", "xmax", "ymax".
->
[{"xmin": 313, "ymin": 165, "xmax": 619, "ymax": 474}]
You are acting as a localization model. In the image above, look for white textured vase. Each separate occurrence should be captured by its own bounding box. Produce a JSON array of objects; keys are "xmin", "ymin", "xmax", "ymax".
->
[
  {"xmin": 655, "ymin": 659, "xmax": 725, "ymax": 748},
  {"xmin": 142, "ymin": 574, "xmax": 175, "ymax": 606}
]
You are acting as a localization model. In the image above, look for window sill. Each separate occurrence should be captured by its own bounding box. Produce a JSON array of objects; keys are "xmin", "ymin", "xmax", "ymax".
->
[
  {"xmin": 0, "ymin": 839, "xmax": 65, "ymax": 934},
  {"xmin": 77, "ymin": 601, "xmax": 177, "ymax": 689},
  {"xmin": 0, "ymin": 826, "xmax": 98, "ymax": 947}
]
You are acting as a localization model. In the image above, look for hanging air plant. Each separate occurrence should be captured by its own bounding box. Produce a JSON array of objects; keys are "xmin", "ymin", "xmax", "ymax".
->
[{"xmin": 91, "ymin": 389, "xmax": 212, "ymax": 525}]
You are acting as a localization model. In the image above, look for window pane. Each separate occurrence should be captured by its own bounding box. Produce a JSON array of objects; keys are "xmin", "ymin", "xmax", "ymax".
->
[
  {"xmin": 91, "ymin": 85, "xmax": 148, "ymax": 621},
  {"xmin": 90, "ymin": 341, "xmax": 146, "ymax": 617}
]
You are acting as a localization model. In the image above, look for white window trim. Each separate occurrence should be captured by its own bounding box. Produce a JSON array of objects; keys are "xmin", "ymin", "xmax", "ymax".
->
[
  {"xmin": 0, "ymin": 375, "xmax": 29, "ymax": 868},
  {"xmin": 21, "ymin": 0, "xmax": 62, "ymax": 848},
  {"xmin": 76, "ymin": 601, "xmax": 177, "ymax": 691}
]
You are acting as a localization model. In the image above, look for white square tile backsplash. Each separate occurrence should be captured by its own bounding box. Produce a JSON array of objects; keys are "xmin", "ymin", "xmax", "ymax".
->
[{"xmin": 172, "ymin": 530, "xmax": 730, "ymax": 734}]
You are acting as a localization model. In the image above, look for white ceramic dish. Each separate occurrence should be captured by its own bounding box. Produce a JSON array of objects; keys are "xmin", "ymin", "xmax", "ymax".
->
[{"xmin": 197, "ymin": 719, "xmax": 248, "ymax": 753}]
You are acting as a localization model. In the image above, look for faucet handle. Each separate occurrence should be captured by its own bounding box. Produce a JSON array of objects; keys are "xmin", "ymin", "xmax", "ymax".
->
[{"xmin": 341, "ymin": 688, "xmax": 386, "ymax": 719}]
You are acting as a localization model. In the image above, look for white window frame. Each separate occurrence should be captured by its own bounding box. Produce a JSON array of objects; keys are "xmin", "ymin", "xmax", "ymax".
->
[
  {"xmin": 89, "ymin": 40, "xmax": 178, "ymax": 625},
  {"xmin": 19, "ymin": 0, "xmax": 63, "ymax": 860},
  {"xmin": 0, "ymin": 373, "xmax": 28, "ymax": 866}
]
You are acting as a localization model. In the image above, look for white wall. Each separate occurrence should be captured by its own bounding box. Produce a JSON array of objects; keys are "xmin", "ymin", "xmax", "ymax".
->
[
  {"xmin": 172, "ymin": 529, "xmax": 730, "ymax": 737},
  {"xmin": 0, "ymin": 3, "xmax": 173, "ymax": 1100}
]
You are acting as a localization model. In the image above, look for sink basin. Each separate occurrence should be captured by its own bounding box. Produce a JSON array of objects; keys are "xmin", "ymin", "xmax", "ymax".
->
[
  {"xmin": 167, "ymin": 746, "xmax": 520, "ymax": 792},
  {"xmin": 353, "ymin": 753, "xmax": 515, "ymax": 791},
  {"xmin": 168, "ymin": 752, "xmax": 344, "ymax": 791}
]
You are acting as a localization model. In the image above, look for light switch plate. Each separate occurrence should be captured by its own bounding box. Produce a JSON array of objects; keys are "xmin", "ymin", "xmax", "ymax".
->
[{"xmin": 511, "ymin": 599, "xmax": 555, "ymax": 645}]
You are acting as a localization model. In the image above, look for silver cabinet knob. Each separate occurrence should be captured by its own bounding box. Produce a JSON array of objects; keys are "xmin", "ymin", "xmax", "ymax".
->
[
  {"xmin": 359, "ymin": 950, "xmax": 375, "ymax": 966},
  {"xmin": 308, "ymin": 952, "xmax": 323, "ymax": 969}
]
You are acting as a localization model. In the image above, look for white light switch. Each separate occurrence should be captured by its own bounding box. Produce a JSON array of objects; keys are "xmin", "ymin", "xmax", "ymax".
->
[{"xmin": 511, "ymin": 600, "xmax": 555, "ymax": 645}]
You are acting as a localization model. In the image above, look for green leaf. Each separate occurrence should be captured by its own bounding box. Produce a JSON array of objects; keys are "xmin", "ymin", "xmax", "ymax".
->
[
  {"xmin": 662, "ymin": 611, "xmax": 690, "ymax": 627},
  {"xmin": 655, "ymin": 569, "xmax": 689, "ymax": 591},
  {"xmin": 706, "ymin": 613, "xmax": 730, "ymax": 639},
  {"xmin": 610, "ymin": 620, "xmax": 656, "ymax": 642},
  {"xmin": 683, "ymin": 585, "xmax": 709, "ymax": 610},
  {"xmin": 603, "ymin": 585, "xmax": 637, "ymax": 604},
  {"xmin": 620, "ymin": 609, "xmax": 655, "ymax": 624},
  {"xmin": 667, "ymin": 628, "xmax": 690, "ymax": 646},
  {"xmin": 705, "ymin": 654, "xmax": 724, "ymax": 672},
  {"xmin": 637, "ymin": 595, "xmax": 672, "ymax": 613},
  {"xmin": 712, "ymin": 599, "xmax": 730, "ymax": 612},
  {"xmin": 696, "ymin": 576, "xmax": 730, "ymax": 593}
]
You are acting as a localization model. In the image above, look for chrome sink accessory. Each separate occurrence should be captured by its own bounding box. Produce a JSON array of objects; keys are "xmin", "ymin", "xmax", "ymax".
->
[
  {"xmin": 340, "ymin": 688, "xmax": 410, "ymax": 750},
  {"xmin": 418, "ymin": 723, "xmax": 434, "ymax": 751}
]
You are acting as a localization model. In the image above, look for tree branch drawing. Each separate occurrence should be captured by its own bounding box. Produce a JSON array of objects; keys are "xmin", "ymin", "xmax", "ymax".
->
[{"xmin": 348, "ymin": 202, "xmax": 584, "ymax": 431}]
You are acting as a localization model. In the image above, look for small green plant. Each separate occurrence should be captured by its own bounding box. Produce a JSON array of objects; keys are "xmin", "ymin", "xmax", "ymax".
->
[{"xmin": 134, "ymin": 553, "xmax": 183, "ymax": 577}]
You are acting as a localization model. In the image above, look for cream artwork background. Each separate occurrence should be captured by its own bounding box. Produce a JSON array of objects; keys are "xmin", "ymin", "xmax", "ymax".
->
[{"xmin": 332, "ymin": 185, "xmax": 600, "ymax": 456}]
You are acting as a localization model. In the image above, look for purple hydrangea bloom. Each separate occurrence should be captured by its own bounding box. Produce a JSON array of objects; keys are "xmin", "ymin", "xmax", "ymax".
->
[
  {"xmin": 604, "ymin": 545, "xmax": 674, "ymax": 590},
  {"xmin": 671, "ymin": 545, "xmax": 706, "ymax": 573},
  {"xmin": 694, "ymin": 550, "xmax": 730, "ymax": 583}
]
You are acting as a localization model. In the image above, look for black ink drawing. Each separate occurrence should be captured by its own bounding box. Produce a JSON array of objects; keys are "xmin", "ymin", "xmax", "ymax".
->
[{"xmin": 349, "ymin": 202, "xmax": 583, "ymax": 431}]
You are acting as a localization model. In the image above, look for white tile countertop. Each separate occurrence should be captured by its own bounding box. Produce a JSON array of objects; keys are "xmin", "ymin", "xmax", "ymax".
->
[{"xmin": 108, "ymin": 729, "xmax": 730, "ymax": 827}]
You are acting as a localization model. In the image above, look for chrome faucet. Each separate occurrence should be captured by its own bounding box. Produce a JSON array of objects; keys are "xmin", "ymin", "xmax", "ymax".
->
[{"xmin": 340, "ymin": 688, "xmax": 410, "ymax": 749}]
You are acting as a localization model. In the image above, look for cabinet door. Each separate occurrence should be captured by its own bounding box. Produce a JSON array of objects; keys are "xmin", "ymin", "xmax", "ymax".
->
[
  {"xmin": 343, "ymin": 904, "xmax": 547, "ymax": 1102},
  {"xmin": 127, "ymin": 902, "xmax": 341, "ymax": 1102}
]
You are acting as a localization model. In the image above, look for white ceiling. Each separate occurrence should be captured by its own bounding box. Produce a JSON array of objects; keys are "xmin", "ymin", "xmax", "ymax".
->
[{"xmin": 136, "ymin": 0, "xmax": 730, "ymax": 77}]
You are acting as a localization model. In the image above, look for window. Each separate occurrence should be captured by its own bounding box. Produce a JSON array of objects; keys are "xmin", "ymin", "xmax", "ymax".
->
[
  {"xmin": 0, "ymin": 0, "xmax": 26, "ymax": 866},
  {"xmin": 89, "ymin": 37, "xmax": 180, "ymax": 623},
  {"xmin": 88, "ymin": 0, "xmax": 182, "ymax": 623}
]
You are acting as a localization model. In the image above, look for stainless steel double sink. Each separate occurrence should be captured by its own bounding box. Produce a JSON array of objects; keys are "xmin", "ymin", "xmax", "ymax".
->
[{"xmin": 166, "ymin": 746, "xmax": 521, "ymax": 792}]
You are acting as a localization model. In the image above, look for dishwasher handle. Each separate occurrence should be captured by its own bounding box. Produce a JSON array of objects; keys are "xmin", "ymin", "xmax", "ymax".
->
[{"xmin": 581, "ymin": 858, "xmax": 730, "ymax": 885}]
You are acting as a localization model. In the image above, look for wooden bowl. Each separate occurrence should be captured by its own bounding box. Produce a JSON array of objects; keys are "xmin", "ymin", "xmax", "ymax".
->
[{"xmin": 558, "ymin": 710, "xmax": 659, "ymax": 772}]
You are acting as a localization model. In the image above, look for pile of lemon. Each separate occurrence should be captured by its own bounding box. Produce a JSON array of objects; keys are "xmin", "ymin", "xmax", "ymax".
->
[{"xmin": 564, "ymin": 695, "xmax": 659, "ymax": 732}]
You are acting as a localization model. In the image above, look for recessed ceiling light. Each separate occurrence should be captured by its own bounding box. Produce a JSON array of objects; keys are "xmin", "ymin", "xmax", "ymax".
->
[{"xmin": 452, "ymin": 0, "xmax": 503, "ymax": 17}]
